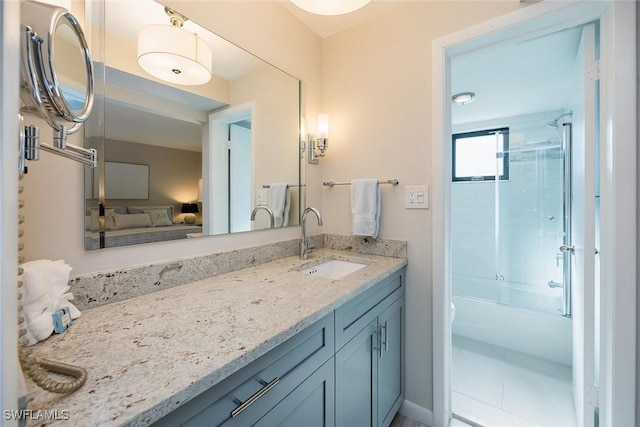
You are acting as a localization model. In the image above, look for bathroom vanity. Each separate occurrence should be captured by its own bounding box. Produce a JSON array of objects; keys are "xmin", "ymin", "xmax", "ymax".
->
[{"xmin": 27, "ymin": 248, "xmax": 406, "ymax": 426}]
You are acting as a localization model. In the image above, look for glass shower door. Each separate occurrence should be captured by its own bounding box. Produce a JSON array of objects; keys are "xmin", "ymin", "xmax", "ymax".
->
[{"xmin": 496, "ymin": 125, "xmax": 567, "ymax": 315}]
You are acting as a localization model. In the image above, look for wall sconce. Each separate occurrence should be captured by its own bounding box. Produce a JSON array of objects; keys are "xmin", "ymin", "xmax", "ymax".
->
[
  {"xmin": 181, "ymin": 202, "xmax": 199, "ymax": 224},
  {"xmin": 137, "ymin": 7, "xmax": 213, "ymax": 86},
  {"xmin": 308, "ymin": 113, "xmax": 329, "ymax": 164}
]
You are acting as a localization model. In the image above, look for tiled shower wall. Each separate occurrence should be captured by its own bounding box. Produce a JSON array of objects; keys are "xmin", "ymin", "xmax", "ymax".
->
[{"xmin": 451, "ymin": 111, "xmax": 567, "ymax": 309}]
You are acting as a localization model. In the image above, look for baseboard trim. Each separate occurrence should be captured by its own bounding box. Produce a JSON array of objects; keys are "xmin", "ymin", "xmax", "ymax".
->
[{"xmin": 399, "ymin": 399, "xmax": 434, "ymax": 426}]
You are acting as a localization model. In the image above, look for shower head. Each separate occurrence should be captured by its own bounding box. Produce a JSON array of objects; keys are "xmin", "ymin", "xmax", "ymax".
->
[{"xmin": 545, "ymin": 111, "xmax": 573, "ymax": 129}]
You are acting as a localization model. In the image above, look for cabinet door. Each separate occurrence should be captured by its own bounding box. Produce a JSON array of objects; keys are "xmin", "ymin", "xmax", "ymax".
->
[
  {"xmin": 256, "ymin": 358, "xmax": 335, "ymax": 427},
  {"xmin": 335, "ymin": 319, "xmax": 378, "ymax": 427},
  {"xmin": 377, "ymin": 297, "xmax": 404, "ymax": 427}
]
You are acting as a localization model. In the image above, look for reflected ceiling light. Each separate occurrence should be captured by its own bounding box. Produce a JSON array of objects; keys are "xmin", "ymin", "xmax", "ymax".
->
[
  {"xmin": 290, "ymin": 0, "xmax": 372, "ymax": 15},
  {"xmin": 137, "ymin": 7, "xmax": 212, "ymax": 86},
  {"xmin": 452, "ymin": 92, "xmax": 475, "ymax": 105}
]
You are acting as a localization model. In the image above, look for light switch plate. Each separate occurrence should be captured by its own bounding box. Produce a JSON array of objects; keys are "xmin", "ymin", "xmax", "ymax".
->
[
  {"xmin": 256, "ymin": 189, "xmax": 268, "ymax": 206},
  {"xmin": 405, "ymin": 185, "xmax": 429, "ymax": 209}
]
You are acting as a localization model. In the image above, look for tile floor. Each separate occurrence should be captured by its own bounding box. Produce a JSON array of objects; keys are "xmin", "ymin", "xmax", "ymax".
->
[{"xmin": 452, "ymin": 335, "xmax": 577, "ymax": 427}]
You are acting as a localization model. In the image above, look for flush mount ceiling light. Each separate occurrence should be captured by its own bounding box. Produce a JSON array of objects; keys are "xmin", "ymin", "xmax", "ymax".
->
[
  {"xmin": 452, "ymin": 92, "xmax": 475, "ymax": 105},
  {"xmin": 290, "ymin": 0, "xmax": 372, "ymax": 15},
  {"xmin": 137, "ymin": 7, "xmax": 212, "ymax": 86}
]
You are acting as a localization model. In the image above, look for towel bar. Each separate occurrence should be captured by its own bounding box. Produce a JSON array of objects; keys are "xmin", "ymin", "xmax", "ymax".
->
[
  {"xmin": 323, "ymin": 179, "xmax": 399, "ymax": 188},
  {"xmin": 262, "ymin": 184, "xmax": 306, "ymax": 188}
]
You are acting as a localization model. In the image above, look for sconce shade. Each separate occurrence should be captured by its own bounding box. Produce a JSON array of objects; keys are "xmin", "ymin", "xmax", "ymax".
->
[
  {"xmin": 317, "ymin": 113, "xmax": 329, "ymax": 138},
  {"xmin": 137, "ymin": 24, "xmax": 212, "ymax": 86},
  {"xmin": 290, "ymin": 0, "xmax": 372, "ymax": 15},
  {"xmin": 181, "ymin": 202, "xmax": 199, "ymax": 214}
]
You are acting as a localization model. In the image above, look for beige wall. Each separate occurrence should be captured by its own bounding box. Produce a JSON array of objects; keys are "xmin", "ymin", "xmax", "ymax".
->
[{"xmin": 321, "ymin": 0, "xmax": 525, "ymax": 411}]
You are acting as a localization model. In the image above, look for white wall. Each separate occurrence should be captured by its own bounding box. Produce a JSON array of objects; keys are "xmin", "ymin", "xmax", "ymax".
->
[
  {"xmin": 21, "ymin": 1, "xmax": 323, "ymax": 276},
  {"xmin": 321, "ymin": 0, "xmax": 526, "ymax": 412}
]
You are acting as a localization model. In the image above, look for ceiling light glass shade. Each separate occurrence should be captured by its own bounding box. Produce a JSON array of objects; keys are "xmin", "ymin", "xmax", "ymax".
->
[
  {"xmin": 290, "ymin": 0, "xmax": 372, "ymax": 16},
  {"xmin": 452, "ymin": 92, "xmax": 475, "ymax": 105},
  {"xmin": 137, "ymin": 25, "xmax": 212, "ymax": 86}
]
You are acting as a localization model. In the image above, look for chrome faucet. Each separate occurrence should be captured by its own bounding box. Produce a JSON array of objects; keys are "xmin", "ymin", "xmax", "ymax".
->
[
  {"xmin": 300, "ymin": 207, "xmax": 322, "ymax": 259},
  {"xmin": 250, "ymin": 206, "xmax": 275, "ymax": 228}
]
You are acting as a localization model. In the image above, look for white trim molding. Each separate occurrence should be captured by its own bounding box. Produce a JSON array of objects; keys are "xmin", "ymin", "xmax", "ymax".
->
[
  {"xmin": 400, "ymin": 399, "xmax": 434, "ymax": 427},
  {"xmin": 432, "ymin": 1, "xmax": 636, "ymax": 426},
  {"xmin": 1, "ymin": 0, "xmax": 23, "ymax": 423}
]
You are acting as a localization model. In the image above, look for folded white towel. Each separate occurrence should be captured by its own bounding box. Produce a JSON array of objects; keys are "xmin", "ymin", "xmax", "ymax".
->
[
  {"xmin": 19, "ymin": 259, "xmax": 80, "ymax": 346},
  {"xmin": 268, "ymin": 183, "xmax": 291, "ymax": 227},
  {"xmin": 351, "ymin": 179, "xmax": 380, "ymax": 238}
]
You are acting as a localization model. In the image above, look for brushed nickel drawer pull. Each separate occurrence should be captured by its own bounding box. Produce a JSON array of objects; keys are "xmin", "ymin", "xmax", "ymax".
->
[
  {"xmin": 383, "ymin": 321, "xmax": 389, "ymax": 353},
  {"xmin": 230, "ymin": 377, "xmax": 279, "ymax": 418}
]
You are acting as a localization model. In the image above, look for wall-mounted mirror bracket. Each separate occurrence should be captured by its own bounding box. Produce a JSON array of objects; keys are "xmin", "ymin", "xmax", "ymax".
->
[
  {"xmin": 307, "ymin": 133, "xmax": 327, "ymax": 164},
  {"xmin": 20, "ymin": 121, "xmax": 97, "ymax": 175},
  {"xmin": 19, "ymin": 1, "xmax": 97, "ymax": 174}
]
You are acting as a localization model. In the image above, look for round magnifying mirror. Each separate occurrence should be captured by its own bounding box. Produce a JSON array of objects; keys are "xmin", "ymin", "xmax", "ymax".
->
[
  {"xmin": 52, "ymin": 15, "xmax": 92, "ymax": 120},
  {"xmin": 20, "ymin": 1, "xmax": 94, "ymax": 132}
]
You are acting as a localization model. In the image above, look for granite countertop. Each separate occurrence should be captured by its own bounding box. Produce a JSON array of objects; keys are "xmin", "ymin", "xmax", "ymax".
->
[{"xmin": 26, "ymin": 248, "xmax": 407, "ymax": 426}]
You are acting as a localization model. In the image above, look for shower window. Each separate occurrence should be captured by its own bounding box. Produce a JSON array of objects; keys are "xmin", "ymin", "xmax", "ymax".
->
[{"xmin": 452, "ymin": 128, "xmax": 509, "ymax": 181}]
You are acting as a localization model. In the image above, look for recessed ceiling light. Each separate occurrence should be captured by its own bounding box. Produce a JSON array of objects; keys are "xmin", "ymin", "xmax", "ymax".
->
[{"xmin": 452, "ymin": 92, "xmax": 475, "ymax": 105}]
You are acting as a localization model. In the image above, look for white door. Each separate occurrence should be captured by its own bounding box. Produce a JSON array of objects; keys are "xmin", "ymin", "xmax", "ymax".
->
[
  {"xmin": 208, "ymin": 103, "xmax": 254, "ymax": 235},
  {"xmin": 570, "ymin": 22, "xmax": 598, "ymax": 427},
  {"xmin": 229, "ymin": 123, "xmax": 252, "ymax": 233}
]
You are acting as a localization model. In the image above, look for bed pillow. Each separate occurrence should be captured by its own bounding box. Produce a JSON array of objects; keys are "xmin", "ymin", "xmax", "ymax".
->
[
  {"xmin": 87, "ymin": 208, "xmax": 118, "ymax": 230},
  {"xmin": 144, "ymin": 209, "xmax": 173, "ymax": 227},
  {"xmin": 114, "ymin": 213, "xmax": 152, "ymax": 229},
  {"xmin": 104, "ymin": 209, "xmax": 118, "ymax": 230},
  {"xmin": 128, "ymin": 206, "xmax": 174, "ymax": 221}
]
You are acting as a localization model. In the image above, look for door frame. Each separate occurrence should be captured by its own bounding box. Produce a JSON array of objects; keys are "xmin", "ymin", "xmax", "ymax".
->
[
  {"xmin": 207, "ymin": 102, "xmax": 255, "ymax": 235},
  {"xmin": 431, "ymin": 1, "xmax": 636, "ymax": 426}
]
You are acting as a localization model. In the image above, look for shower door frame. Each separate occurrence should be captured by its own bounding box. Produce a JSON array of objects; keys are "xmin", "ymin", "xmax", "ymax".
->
[
  {"xmin": 431, "ymin": 2, "xmax": 636, "ymax": 427},
  {"xmin": 561, "ymin": 122, "xmax": 573, "ymax": 318}
]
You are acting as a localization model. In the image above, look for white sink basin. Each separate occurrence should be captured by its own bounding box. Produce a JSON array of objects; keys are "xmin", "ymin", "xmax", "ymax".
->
[{"xmin": 298, "ymin": 259, "xmax": 367, "ymax": 280}]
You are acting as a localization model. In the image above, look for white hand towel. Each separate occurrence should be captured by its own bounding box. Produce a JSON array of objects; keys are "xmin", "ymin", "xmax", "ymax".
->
[
  {"xmin": 19, "ymin": 259, "xmax": 79, "ymax": 345},
  {"xmin": 268, "ymin": 183, "xmax": 290, "ymax": 227},
  {"xmin": 351, "ymin": 179, "xmax": 380, "ymax": 238}
]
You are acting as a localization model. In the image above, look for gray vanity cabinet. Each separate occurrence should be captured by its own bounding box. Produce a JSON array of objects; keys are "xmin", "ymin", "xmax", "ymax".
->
[
  {"xmin": 153, "ymin": 267, "xmax": 405, "ymax": 427},
  {"xmin": 152, "ymin": 313, "xmax": 334, "ymax": 427},
  {"xmin": 255, "ymin": 357, "xmax": 335, "ymax": 426},
  {"xmin": 335, "ymin": 270, "xmax": 405, "ymax": 427}
]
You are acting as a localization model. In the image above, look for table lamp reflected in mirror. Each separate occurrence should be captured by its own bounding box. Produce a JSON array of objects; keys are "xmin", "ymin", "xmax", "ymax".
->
[{"xmin": 181, "ymin": 202, "xmax": 199, "ymax": 224}]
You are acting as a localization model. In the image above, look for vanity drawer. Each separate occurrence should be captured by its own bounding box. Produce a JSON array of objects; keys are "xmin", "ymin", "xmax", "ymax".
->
[
  {"xmin": 153, "ymin": 313, "xmax": 334, "ymax": 427},
  {"xmin": 334, "ymin": 268, "xmax": 404, "ymax": 350}
]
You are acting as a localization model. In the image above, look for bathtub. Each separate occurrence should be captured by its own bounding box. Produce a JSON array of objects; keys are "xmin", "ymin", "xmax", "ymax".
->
[{"xmin": 452, "ymin": 275, "xmax": 572, "ymax": 366}]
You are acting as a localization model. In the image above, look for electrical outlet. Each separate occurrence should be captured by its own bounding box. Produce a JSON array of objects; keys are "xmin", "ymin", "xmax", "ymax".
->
[
  {"xmin": 405, "ymin": 185, "xmax": 429, "ymax": 209},
  {"xmin": 256, "ymin": 189, "xmax": 268, "ymax": 206}
]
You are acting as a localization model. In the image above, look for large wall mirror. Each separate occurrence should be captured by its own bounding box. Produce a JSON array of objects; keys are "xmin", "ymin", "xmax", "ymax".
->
[{"xmin": 84, "ymin": 0, "xmax": 303, "ymax": 250}]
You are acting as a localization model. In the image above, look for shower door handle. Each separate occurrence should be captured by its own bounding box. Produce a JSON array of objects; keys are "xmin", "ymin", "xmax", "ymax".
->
[{"xmin": 559, "ymin": 245, "xmax": 575, "ymax": 254}]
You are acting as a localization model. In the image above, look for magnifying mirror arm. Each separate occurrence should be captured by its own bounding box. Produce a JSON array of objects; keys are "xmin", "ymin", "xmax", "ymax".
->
[{"xmin": 21, "ymin": 121, "xmax": 97, "ymax": 171}]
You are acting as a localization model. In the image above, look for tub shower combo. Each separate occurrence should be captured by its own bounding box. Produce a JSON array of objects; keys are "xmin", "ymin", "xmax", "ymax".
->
[{"xmin": 451, "ymin": 112, "xmax": 574, "ymax": 365}]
